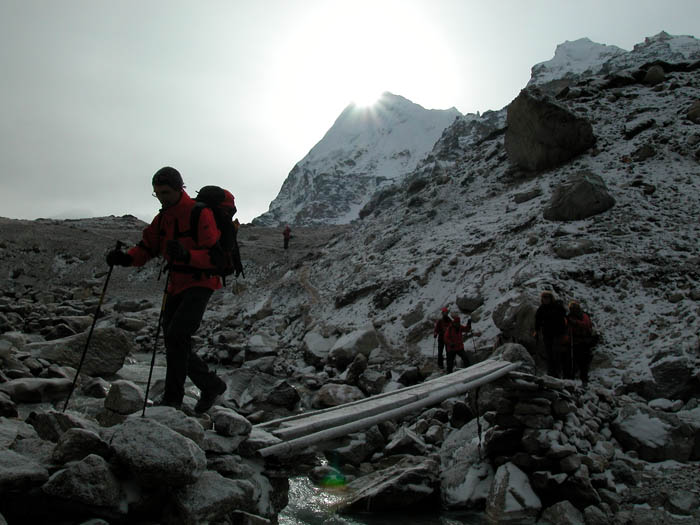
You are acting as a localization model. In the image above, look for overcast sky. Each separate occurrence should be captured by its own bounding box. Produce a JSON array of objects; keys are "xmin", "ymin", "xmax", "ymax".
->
[{"xmin": 1, "ymin": 1, "xmax": 699, "ymax": 224}]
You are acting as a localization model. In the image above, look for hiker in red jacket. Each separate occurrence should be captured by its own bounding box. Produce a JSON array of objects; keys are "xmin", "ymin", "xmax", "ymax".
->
[
  {"xmin": 433, "ymin": 307, "xmax": 451, "ymax": 369},
  {"xmin": 106, "ymin": 166, "xmax": 227, "ymax": 413},
  {"xmin": 283, "ymin": 225, "xmax": 291, "ymax": 250},
  {"xmin": 567, "ymin": 301, "xmax": 595, "ymax": 387},
  {"xmin": 443, "ymin": 315, "xmax": 473, "ymax": 373}
]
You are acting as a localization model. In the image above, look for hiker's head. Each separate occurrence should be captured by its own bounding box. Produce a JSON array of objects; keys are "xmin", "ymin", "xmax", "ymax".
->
[
  {"xmin": 540, "ymin": 291, "xmax": 554, "ymax": 304},
  {"xmin": 441, "ymin": 307, "xmax": 449, "ymax": 318},
  {"xmin": 568, "ymin": 301, "xmax": 582, "ymax": 315},
  {"xmin": 152, "ymin": 167, "xmax": 183, "ymax": 208}
]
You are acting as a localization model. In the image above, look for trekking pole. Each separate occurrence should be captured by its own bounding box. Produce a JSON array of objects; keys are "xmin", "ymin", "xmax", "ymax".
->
[
  {"xmin": 142, "ymin": 268, "xmax": 171, "ymax": 417},
  {"xmin": 63, "ymin": 240, "xmax": 124, "ymax": 412}
]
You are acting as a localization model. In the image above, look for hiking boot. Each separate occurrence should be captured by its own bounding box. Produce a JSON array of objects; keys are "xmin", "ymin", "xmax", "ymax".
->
[{"xmin": 194, "ymin": 380, "xmax": 227, "ymax": 413}]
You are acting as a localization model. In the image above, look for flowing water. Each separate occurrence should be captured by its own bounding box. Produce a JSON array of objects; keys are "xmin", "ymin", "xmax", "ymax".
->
[{"xmin": 279, "ymin": 476, "xmax": 484, "ymax": 525}]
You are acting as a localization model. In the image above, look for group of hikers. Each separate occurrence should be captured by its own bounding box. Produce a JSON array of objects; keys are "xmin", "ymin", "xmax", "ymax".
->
[
  {"xmin": 534, "ymin": 290, "xmax": 597, "ymax": 386},
  {"xmin": 433, "ymin": 290, "xmax": 597, "ymax": 385}
]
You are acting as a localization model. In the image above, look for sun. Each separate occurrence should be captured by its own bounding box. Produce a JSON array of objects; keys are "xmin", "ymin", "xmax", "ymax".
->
[{"xmin": 351, "ymin": 89, "xmax": 383, "ymax": 108}]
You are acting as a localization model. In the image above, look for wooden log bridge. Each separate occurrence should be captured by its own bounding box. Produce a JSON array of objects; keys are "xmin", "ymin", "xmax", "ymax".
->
[{"xmin": 255, "ymin": 358, "xmax": 520, "ymax": 458}]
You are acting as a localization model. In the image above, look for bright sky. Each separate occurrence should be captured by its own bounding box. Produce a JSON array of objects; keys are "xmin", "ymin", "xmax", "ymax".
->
[{"xmin": 1, "ymin": 0, "xmax": 698, "ymax": 224}]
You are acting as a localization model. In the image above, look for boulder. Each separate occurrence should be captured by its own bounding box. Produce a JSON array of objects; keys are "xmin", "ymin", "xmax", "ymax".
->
[
  {"xmin": 643, "ymin": 64, "xmax": 665, "ymax": 85},
  {"xmin": 543, "ymin": 171, "xmax": 615, "ymax": 221},
  {"xmin": 0, "ymin": 449, "xmax": 49, "ymax": 492},
  {"xmin": 327, "ymin": 326, "xmax": 379, "ymax": 371},
  {"xmin": 302, "ymin": 331, "xmax": 337, "ymax": 368},
  {"xmin": 222, "ymin": 368, "xmax": 300, "ymax": 414},
  {"xmin": 27, "ymin": 327, "xmax": 133, "ymax": 376},
  {"xmin": 211, "ymin": 407, "xmax": 253, "ymax": 438},
  {"xmin": 137, "ymin": 407, "xmax": 206, "ymax": 446},
  {"xmin": 611, "ymin": 403, "xmax": 695, "ymax": 461},
  {"xmin": 312, "ymin": 383, "xmax": 365, "ymax": 408},
  {"xmin": 492, "ymin": 293, "xmax": 538, "ymax": 350},
  {"xmin": 42, "ymin": 454, "xmax": 121, "ymax": 509},
  {"xmin": 104, "ymin": 380, "xmax": 144, "ymax": 415},
  {"xmin": 491, "ymin": 343, "xmax": 537, "ymax": 375},
  {"xmin": 552, "ymin": 239, "xmax": 598, "ymax": 259},
  {"xmin": 540, "ymin": 500, "xmax": 585, "ymax": 524},
  {"xmin": 26, "ymin": 410, "xmax": 99, "ymax": 443},
  {"xmin": 170, "ymin": 471, "xmax": 256, "ymax": 524},
  {"xmin": 245, "ymin": 333, "xmax": 278, "ymax": 361},
  {"xmin": 485, "ymin": 462, "xmax": 542, "ymax": 524},
  {"xmin": 357, "ymin": 368, "xmax": 389, "ymax": 396},
  {"xmin": 505, "ymin": 89, "xmax": 595, "ymax": 172},
  {"xmin": 109, "ymin": 418, "xmax": 206, "ymax": 486},
  {"xmin": 339, "ymin": 455, "xmax": 440, "ymax": 513},
  {"xmin": 688, "ymin": 100, "xmax": 700, "ymax": 124},
  {"xmin": 0, "ymin": 377, "xmax": 72, "ymax": 404},
  {"xmin": 52, "ymin": 428, "xmax": 110, "ymax": 465}
]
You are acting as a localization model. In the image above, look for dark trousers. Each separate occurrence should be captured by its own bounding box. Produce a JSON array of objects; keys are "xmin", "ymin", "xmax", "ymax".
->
[
  {"xmin": 446, "ymin": 349, "xmax": 470, "ymax": 373},
  {"xmin": 437, "ymin": 338, "xmax": 445, "ymax": 368},
  {"xmin": 284, "ymin": 237, "xmax": 289, "ymax": 249},
  {"xmin": 573, "ymin": 344, "xmax": 593, "ymax": 384},
  {"xmin": 161, "ymin": 287, "xmax": 221, "ymax": 405},
  {"xmin": 543, "ymin": 333, "xmax": 562, "ymax": 378}
]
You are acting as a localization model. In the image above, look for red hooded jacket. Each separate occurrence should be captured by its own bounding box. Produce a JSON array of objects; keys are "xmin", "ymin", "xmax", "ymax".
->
[{"xmin": 128, "ymin": 191, "xmax": 222, "ymax": 295}]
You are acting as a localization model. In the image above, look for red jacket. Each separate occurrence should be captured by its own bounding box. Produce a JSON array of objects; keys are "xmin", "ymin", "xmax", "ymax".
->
[
  {"xmin": 568, "ymin": 313, "xmax": 592, "ymax": 338},
  {"xmin": 128, "ymin": 191, "xmax": 222, "ymax": 295},
  {"xmin": 444, "ymin": 323, "xmax": 471, "ymax": 352}
]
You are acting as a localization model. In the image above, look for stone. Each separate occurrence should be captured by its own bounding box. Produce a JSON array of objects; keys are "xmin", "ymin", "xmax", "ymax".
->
[
  {"xmin": 0, "ymin": 377, "xmax": 72, "ymax": 404},
  {"xmin": 339, "ymin": 456, "xmax": 440, "ymax": 513},
  {"xmin": 442, "ymin": 460, "xmax": 494, "ymax": 509},
  {"xmin": 211, "ymin": 407, "xmax": 253, "ymax": 438},
  {"xmin": 312, "ymin": 383, "xmax": 365, "ymax": 408},
  {"xmin": 505, "ymin": 89, "xmax": 595, "ymax": 172},
  {"xmin": 0, "ymin": 449, "xmax": 49, "ymax": 492},
  {"xmin": 688, "ymin": 100, "xmax": 700, "ymax": 124},
  {"xmin": 492, "ymin": 293, "xmax": 539, "ymax": 353},
  {"xmin": 42, "ymin": 454, "xmax": 121, "ymax": 509},
  {"xmin": 26, "ymin": 327, "xmax": 133, "ymax": 376},
  {"xmin": 543, "ymin": 171, "xmax": 615, "ymax": 221},
  {"xmin": 327, "ymin": 326, "xmax": 379, "ymax": 371},
  {"xmin": 170, "ymin": 471, "xmax": 256, "ymax": 523},
  {"xmin": 52, "ymin": 428, "xmax": 110, "ymax": 465},
  {"xmin": 540, "ymin": 500, "xmax": 584, "ymax": 525},
  {"xmin": 485, "ymin": 462, "xmax": 541, "ymax": 524},
  {"xmin": 302, "ymin": 331, "xmax": 337, "ymax": 368},
  {"xmin": 104, "ymin": 379, "xmax": 144, "ymax": 415},
  {"xmin": 109, "ymin": 418, "xmax": 206, "ymax": 487},
  {"xmin": 611, "ymin": 403, "xmax": 695, "ymax": 461}
]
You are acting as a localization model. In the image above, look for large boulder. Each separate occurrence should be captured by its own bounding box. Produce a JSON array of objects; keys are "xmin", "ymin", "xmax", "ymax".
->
[
  {"xmin": 302, "ymin": 330, "xmax": 338, "ymax": 368},
  {"xmin": 312, "ymin": 383, "xmax": 365, "ymax": 408},
  {"xmin": 339, "ymin": 455, "xmax": 440, "ymax": 513},
  {"xmin": 27, "ymin": 327, "xmax": 133, "ymax": 376},
  {"xmin": 108, "ymin": 418, "xmax": 206, "ymax": 486},
  {"xmin": 505, "ymin": 89, "xmax": 595, "ymax": 172},
  {"xmin": 169, "ymin": 470, "xmax": 256, "ymax": 524},
  {"xmin": 221, "ymin": 368, "xmax": 300, "ymax": 414},
  {"xmin": 688, "ymin": 100, "xmax": 700, "ymax": 124},
  {"xmin": 543, "ymin": 171, "xmax": 615, "ymax": 221},
  {"xmin": 485, "ymin": 462, "xmax": 542, "ymax": 524},
  {"xmin": 0, "ymin": 377, "xmax": 72, "ymax": 404},
  {"xmin": 0, "ymin": 449, "xmax": 49, "ymax": 492},
  {"xmin": 327, "ymin": 326, "xmax": 380, "ymax": 371},
  {"xmin": 42, "ymin": 454, "xmax": 121, "ymax": 510},
  {"xmin": 611, "ymin": 403, "xmax": 696, "ymax": 462},
  {"xmin": 492, "ymin": 292, "xmax": 538, "ymax": 350}
]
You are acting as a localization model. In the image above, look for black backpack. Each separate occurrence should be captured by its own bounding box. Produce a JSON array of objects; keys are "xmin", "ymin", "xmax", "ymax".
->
[{"xmin": 190, "ymin": 185, "xmax": 244, "ymax": 281}]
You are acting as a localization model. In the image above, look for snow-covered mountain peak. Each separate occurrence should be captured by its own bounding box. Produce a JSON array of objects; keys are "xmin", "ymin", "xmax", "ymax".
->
[
  {"xmin": 527, "ymin": 38, "xmax": 626, "ymax": 87},
  {"xmin": 528, "ymin": 32, "xmax": 700, "ymax": 88},
  {"xmin": 253, "ymin": 92, "xmax": 460, "ymax": 226}
]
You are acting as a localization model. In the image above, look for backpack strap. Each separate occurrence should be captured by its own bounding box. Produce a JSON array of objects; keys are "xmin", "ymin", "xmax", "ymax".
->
[{"xmin": 188, "ymin": 203, "xmax": 206, "ymax": 244}]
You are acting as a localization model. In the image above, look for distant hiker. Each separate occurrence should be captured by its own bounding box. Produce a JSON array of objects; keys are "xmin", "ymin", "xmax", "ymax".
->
[
  {"xmin": 105, "ymin": 166, "xmax": 227, "ymax": 413},
  {"xmin": 433, "ymin": 307, "xmax": 451, "ymax": 369},
  {"xmin": 283, "ymin": 225, "xmax": 291, "ymax": 250},
  {"xmin": 567, "ymin": 301, "xmax": 596, "ymax": 387},
  {"xmin": 533, "ymin": 290, "xmax": 568, "ymax": 378},
  {"xmin": 443, "ymin": 315, "xmax": 472, "ymax": 373}
]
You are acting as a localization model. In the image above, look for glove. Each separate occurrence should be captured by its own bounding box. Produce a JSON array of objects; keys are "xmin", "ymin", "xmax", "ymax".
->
[
  {"xmin": 166, "ymin": 240, "xmax": 190, "ymax": 263},
  {"xmin": 106, "ymin": 249, "xmax": 132, "ymax": 267}
]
